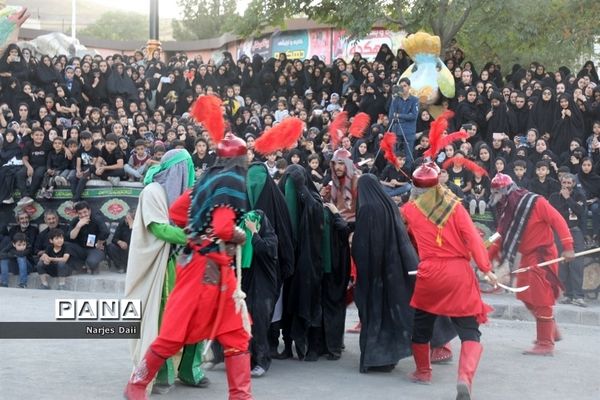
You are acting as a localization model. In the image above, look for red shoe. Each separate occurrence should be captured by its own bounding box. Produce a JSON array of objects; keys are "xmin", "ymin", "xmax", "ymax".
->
[
  {"xmin": 456, "ymin": 341, "xmax": 483, "ymax": 400},
  {"xmin": 408, "ymin": 343, "xmax": 432, "ymax": 384},
  {"xmin": 431, "ymin": 342, "xmax": 453, "ymax": 364},
  {"xmin": 523, "ymin": 318, "xmax": 554, "ymax": 356},
  {"xmin": 346, "ymin": 322, "xmax": 361, "ymax": 334},
  {"xmin": 225, "ymin": 351, "xmax": 253, "ymax": 400},
  {"xmin": 124, "ymin": 348, "xmax": 166, "ymax": 400}
]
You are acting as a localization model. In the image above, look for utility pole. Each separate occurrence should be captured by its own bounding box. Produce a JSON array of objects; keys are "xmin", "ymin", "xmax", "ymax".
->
[{"xmin": 146, "ymin": 0, "xmax": 161, "ymax": 61}]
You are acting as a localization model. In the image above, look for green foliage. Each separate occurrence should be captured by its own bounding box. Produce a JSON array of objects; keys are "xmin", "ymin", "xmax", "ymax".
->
[
  {"xmin": 457, "ymin": 0, "xmax": 600, "ymax": 70},
  {"xmin": 236, "ymin": 0, "xmax": 599, "ymax": 70},
  {"xmin": 78, "ymin": 11, "xmax": 148, "ymax": 41},
  {"xmin": 172, "ymin": 0, "xmax": 239, "ymax": 40}
]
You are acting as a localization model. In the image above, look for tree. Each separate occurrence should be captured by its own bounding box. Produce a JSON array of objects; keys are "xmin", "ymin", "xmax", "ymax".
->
[
  {"xmin": 78, "ymin": 11, "xmax": 148, "ymax": 41},
  {"xmin": 237, "ymin": 0, "xmax": 600, "ymax": 70},
  {"xmin": 172, "ymin": 0, "xmax": 239, "ymax": 40},
  {"xmin": 456, "ymin": 0, "xmax": 600, "ymax": 70},
  {"xmin": 237, "ymin": 0, "xmax": 481, "ymax": 51}
]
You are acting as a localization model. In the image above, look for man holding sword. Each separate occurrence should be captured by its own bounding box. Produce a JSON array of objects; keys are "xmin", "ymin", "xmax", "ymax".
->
[
  {"xmin": 402, "ymin": 161, "xmax": 496, "ymax": 400},
  {"xmin": 488, "ymin": 173, "xmax": 575, "ymax": 357}
]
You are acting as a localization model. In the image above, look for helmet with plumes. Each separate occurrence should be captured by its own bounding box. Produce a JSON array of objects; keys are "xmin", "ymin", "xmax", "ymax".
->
[
  {"xmin": 217, "ymin": 133, "xmax": 247, "ymax": 158},
  {"xmin": 412, "ymin": 161, "xmax": 440, "ymax": 188}
]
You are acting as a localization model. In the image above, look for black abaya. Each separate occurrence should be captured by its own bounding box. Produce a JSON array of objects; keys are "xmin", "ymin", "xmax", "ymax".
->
[{"xmin": 352, "ymin": 174, "xmax": 418, "ymax": 372}]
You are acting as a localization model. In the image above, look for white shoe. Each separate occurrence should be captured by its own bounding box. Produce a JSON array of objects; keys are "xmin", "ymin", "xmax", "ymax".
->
[
  {"xmin": 2, "ymin": 197, "xmax": 14, "ymax": 204},
  {"xmin": 251, "ymin": 365, "xmax": 266, "ymax": 377},
  {"xmin": 478, "ymin": 200, "xmax": 486, "ymax": 215},
  {"xmin": 107, "ymin": 177, "xmax": 120, "ymax": 186},
  {"xmin": 17, "ymin": 196, "xmax": 34, "ymax": 206},
  {"xmin": 469, "ymin": 200, "xmax": 476, "ymax": 215},
  {"xmin": 55, "ymin": 176, "xmax": 68, "ymax": 186}
]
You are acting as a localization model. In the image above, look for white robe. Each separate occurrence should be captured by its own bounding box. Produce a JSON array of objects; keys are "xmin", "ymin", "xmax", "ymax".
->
[{"xmin": 125, "ymin": 182, "xmax": 172, "ymax": 367}]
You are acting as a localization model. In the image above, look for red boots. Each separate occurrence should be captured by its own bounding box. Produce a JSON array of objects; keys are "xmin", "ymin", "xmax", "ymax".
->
[
  {"xmin": 224, "ymin": 351, "xmax": 253, "ymax": 400},
  {"xmin": 431, "ymin": 342, "xmax": 453, "ymax": 364},
  {"xmin": 408, "ymin": 343, "xmax": 432, "ymax": 384},
  {"xmin": 524, "ymin": 318, "xmax": 555, "ymax": 356},
  {"xmin": 124, "ymin": 348, "xmax": 167, "ymax": 400},
  {"xmin": 456, "ymin": 341, "xmax": 483, "ymax": 400}
]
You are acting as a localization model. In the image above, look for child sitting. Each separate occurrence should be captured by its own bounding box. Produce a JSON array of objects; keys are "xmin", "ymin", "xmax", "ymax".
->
[
  {"xmin": 70, "ymin": 131, "xmax": 99, "ymax": 202},
  {"xmin": 124, "ymin": 139, "xmax": 151, "ymax": 181},
  {"xmin": 0, "ymin": 232, "xmax": 31, "ymax": 288},
  {"xmin": 380, "ymin": 152, "xmax": 412, "ymax": 199},
  {"xmin": 95, "ymin": 133, "xmax": 125, "ymax": 185},
  {"xmin": 468, "ymin": 165, "xmax": 490, "ymax": 216},
  {"xmin": 40, "ymin": 137, "xmax": 70, "ymax": 199},
  {"xmin": 37, "ymin": 228, "xmax": 70, "ymax": 290}
]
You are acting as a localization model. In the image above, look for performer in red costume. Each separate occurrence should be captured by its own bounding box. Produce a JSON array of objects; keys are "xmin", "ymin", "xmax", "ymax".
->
[
  {"xmin": 488, "ymin": 173, "xmax": 574, "ymax": 356},
  {"xmin": 124, "ymin": 132, "xmax": 253, "ymax": 400},
  {"xmin": 401, "ymin": 162, "xmax": 496, "ymax": 400}
]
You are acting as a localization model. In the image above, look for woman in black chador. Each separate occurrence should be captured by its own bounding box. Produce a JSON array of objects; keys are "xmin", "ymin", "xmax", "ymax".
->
[{"xmin": 352, "ymin": 174, "xmax": 418, "ymax": 373}]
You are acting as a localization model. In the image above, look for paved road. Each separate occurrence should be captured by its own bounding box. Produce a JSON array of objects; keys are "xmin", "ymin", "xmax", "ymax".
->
[{"xmin": 0, "ymin": 288, "xmax": 599, "ymax": 399}]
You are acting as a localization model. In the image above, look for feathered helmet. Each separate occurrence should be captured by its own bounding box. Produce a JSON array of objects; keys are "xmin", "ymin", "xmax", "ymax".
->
[
  {"xmin": 190, "ymin": 95, "xmax": 247, "ymax": 159},
  {"xmin": 410, "ymin": 110, "xmax": 470, "ymax": 188}
]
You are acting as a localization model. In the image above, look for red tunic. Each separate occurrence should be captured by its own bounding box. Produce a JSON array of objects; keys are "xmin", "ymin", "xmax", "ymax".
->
[
  {"xmin": 157, "ymin": 190, "xmax": 246, "ymax": 348},
  {"xmin": 401, "ymin": 202, "xmax": 492, "ymax": 323},
  {"xmin": 489, "ymin": 196, "xmax": 573, "ymax": 306}
]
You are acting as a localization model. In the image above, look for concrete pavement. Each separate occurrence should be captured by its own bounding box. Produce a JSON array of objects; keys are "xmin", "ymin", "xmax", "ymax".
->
[{"xmin": 0, "ymin": 288, "xmax": 599, "ymax": 400}]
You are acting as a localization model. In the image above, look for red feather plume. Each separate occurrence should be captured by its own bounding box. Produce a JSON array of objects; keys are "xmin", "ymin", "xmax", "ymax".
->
[
  {"xmin": 423, "ymin": 110, "xmax": 454, "ymax": 158},
  {"xmin": 349, "ymin": 112, "xmax": 371, "ymax": 138},
  {"xmin": 254, "ymin": 117, "xmax": 304, "ymax": 155},
  {"xmin": 442, "ymin": 157, "xmax": 488, "ymax": 177},
  {"xmin": 191, "ymin": 95, "xmax": 225, "ymax": 144},
  {"xmin": 328, "ymin": 111, "xmax": 348, "ymax": 149},
  {"xmin": 381, "ymin": 132, "xmax": 400, "ymax": 168},
  {"xmin": 436, "ymin": 129, "xmax": 470, "ymax": 152}
]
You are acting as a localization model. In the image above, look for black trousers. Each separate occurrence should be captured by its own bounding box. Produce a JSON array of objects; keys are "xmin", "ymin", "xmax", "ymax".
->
[
  {"xmin": 106, "ymin": 243, "xmax": 128, "ymax": 270},
  {"xmin": 16, "ymin": 166, "xmax": 46, "ymax": 197},
  {"xmin": 412, "ymin": 309, "xmax": 481, "ymax": 344}
]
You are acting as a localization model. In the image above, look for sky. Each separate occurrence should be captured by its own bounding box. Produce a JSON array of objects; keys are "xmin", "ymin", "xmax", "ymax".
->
[{"xmin": 88, "ymin": 0, "xmax": 250, "ymax": 18}]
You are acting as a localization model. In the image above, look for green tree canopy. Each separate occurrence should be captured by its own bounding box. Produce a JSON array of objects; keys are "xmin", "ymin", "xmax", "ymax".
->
[
  {"xmin": 235, "ymin": 0, "xmax": 599, "ymax": 70},
  {"xmin": 172, "ymin": 0, "xmax": 239, "ymax": 40},
  {"xmin": 78, "ymin": 11, "xmax": 148, "ymax": 41}
]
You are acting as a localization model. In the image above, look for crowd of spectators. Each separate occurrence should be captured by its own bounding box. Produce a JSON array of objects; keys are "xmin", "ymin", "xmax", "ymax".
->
[{"xmin": 0, "ymin": 39, "xmax": 599, "ymax": 290}]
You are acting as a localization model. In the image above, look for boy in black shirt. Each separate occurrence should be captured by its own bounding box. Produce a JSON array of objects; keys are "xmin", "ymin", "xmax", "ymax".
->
[
  {"xmin": 40, "ymin": 137, "xmax": 71, "ymax": 199},
  {"xmin": 447, "ymin": 153, "xmax": 473, "ymax": 195},
  {"xmin": 70, "ymin": 131, "xmax": 99, "ymax": 202},
  {"xmin": 380, "ymin": 152, "xmax": 412, "ymax": 198},
  {"xmin": 529, "ymin": 160, "xmax": 560, "ymax": 199},
  {"xmin": 0, "ymin": 233, "xmax": 31, "ymax": 288},
  {"xmin": 16, "ymin": 128, "xmax": 51, "ymax": 206},
  {"xmin": 512, "ymin": 160, "xmax": 529, "ymax": 189},
  {"xmin": 95, "ymin": 133, "xmax": 125, "ymax": 185},
  {"xmin": 37, "ymin": 228, "xmax": 70, "ymax": 290}
]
